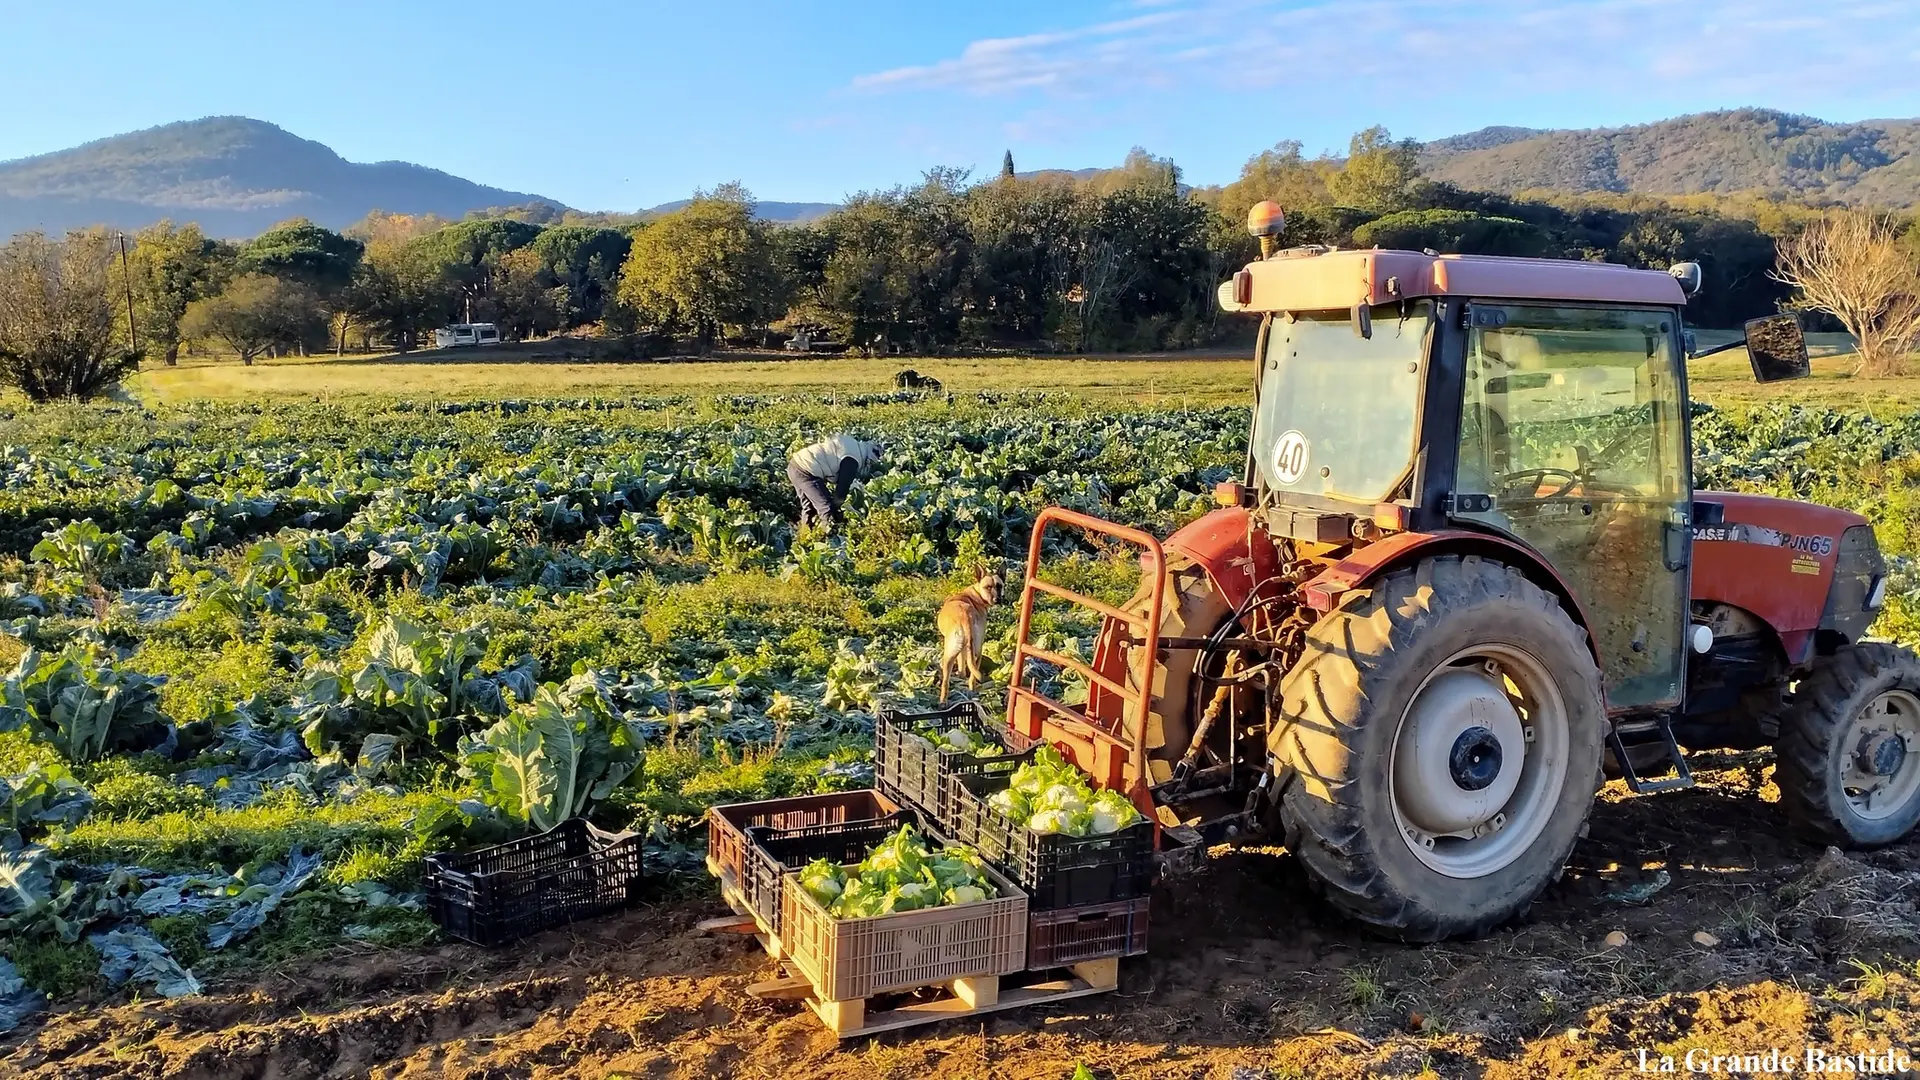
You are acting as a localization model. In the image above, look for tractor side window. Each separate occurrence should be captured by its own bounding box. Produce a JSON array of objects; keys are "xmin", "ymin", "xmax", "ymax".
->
[{"xmin": 1454, "ymin": 305, "xmax": 1690, "ymax": 711}]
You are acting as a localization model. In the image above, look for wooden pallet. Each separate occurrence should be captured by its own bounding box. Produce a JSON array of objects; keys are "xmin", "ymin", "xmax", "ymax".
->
[
  {"xmin": 803, "ymin": 958, "xmax": 1119, "ymax": 1038},
  {"xmin": 706, "ymin": 888, "xmax": 1120, "ymax": 1038}
]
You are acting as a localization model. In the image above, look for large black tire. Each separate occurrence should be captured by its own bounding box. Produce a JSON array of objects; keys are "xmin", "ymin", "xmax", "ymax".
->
[
  {"xmin": 1775, "ymin": 643, "xmax": 1920, "ymax": 847},
  {"xmin": 1272, "ymin": 555, "xmax": 1607, "ymax": 941}
]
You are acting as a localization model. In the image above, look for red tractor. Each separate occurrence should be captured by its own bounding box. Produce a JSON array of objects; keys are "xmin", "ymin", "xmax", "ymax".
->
[{"xmin": 1002, "ymin": 202, "xmax": 1918, "ymax": 941}]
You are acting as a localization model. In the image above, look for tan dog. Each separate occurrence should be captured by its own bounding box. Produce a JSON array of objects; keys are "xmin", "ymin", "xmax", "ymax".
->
[{"xmin": 937, "ymin": 570, "xmax": 1003, "ymax": 701}]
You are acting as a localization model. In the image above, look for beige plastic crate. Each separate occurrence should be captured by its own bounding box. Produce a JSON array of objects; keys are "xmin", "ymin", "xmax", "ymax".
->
[{"xmin": 781, "ymin": 861, "xmax": 1028, "ymax": 1002}]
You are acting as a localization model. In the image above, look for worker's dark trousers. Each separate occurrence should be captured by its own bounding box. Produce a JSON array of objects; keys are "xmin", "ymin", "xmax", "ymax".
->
[{"xmin": 788, "ymin": 462, "xmax": 840, "ymax": 528}]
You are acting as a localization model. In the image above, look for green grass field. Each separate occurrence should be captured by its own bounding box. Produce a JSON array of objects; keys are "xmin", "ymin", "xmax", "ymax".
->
[
  {"xmin": 130, "ymin": 332, "xmax": 1913, "ymax": 411},
  {"xmin": 131, "ymin": 347, "xmax": 1257, "ymax": 406}
]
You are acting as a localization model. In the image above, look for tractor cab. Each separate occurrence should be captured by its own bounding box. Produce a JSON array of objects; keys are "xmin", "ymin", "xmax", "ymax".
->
[
  {"xmin": 1000, "ymin": 202, "xmax": 1913, "ymax": 942},
  {"xmin": 1235, "ymin": 260, "xmax": 1700, "ymax": 715}
]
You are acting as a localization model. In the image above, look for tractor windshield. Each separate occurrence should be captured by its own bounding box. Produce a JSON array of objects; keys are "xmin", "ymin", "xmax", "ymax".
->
[{"xmin": 1252, "ymin": 301, "xmax": 1433, "ymax": 503}]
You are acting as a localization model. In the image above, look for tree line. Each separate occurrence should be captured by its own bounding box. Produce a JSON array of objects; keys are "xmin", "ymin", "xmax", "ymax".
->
[{"xmin": 1, "ymin": 126, "xmax": 1917, "ymax": 400}]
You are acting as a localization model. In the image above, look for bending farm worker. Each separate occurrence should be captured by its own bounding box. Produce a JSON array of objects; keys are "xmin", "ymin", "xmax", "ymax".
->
[{"xmin": 787, "ymin": 433, "xmax": 884, "ymax": 531}]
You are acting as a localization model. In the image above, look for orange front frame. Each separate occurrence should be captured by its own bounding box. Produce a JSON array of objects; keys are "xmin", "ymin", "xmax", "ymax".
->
[{"xmin": 1004, "ymin": 507, "xmax": 1166, "ymax": 815}]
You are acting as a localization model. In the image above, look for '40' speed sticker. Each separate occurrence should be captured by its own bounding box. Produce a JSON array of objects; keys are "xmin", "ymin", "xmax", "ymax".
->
[{"xmin": 1272, "ymin": 429, "xmax": 1309, "ymax": 484}]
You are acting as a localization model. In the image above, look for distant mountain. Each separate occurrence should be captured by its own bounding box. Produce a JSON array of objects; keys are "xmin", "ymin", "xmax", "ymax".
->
[
  {"xmin": 642, "ymin": 198, "xmax": 840, "ymax": 224},
  {"xmin": 0, "ymin": 117, "xmax": 564, "ymax": 240},
  {"xmin": 1015, "ymin": 167, "xmax": 1104, "ymax": 184},
  {"xmin": 1422, "ymin": 126, "xmax": 1546, "ymax": 156},
  {"xmin": 13, "ymin": 108, "xmax": 1917, "ymax": 245},
  {"xmin": 1420, "ymin": 109, "xmax": 1920, "ymax": 205}
]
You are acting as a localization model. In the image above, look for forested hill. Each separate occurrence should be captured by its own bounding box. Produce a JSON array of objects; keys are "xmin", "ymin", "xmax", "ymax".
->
[
  {"xmin": 1421, "ymin": 109, "xmax": 1920, "ymax": 206},
  {"xmin": 0, "ymin": 117, "xmax": 562, "ymax": 239}
]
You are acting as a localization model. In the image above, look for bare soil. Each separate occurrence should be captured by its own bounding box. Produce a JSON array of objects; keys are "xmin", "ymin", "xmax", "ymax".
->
[{"xmin": 9, "ymin": 754, "xmax": 1920, "ymax": 1080}]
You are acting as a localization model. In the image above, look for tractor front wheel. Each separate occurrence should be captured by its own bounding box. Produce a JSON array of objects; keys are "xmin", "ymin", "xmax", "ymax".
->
[
  {"xmin": 1272, "ymin": 555, "xmax": 1606, "ymax": 941},
  {"xmin": 1775, "ymin": 643, "xmax": 1920, "ymax": 847}
]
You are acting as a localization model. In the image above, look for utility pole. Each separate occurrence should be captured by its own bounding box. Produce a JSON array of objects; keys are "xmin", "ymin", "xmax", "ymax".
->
[{"xmin": 116, "ymin": 232, "xmax": 138, "ymax": 352}]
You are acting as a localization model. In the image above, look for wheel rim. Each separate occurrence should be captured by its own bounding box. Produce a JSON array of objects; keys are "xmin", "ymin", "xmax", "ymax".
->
[
  {"xmin": 1839, "ymin": 689, "xmax": 1920, "ymax": 823},
  {"xmin": 1389, "ymin": 644, "xmax": 1570, "ymax": 879}
]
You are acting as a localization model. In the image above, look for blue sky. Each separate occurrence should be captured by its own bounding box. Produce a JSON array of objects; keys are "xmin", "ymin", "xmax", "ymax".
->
[{"xmin": 4, "ymin": 0, "xmax": 1918, "ymax": 212}]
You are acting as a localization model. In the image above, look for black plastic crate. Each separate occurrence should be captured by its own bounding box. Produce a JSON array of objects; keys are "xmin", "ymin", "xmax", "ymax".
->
[
  {"xmin": 742, "ymin": 807, "xmax": 920, "ymax": 933},
  {"xmin": 945, "ymin": 768, "xmax": 1023, "ymax": 864},
  {"xmin": 426, "ymin": 818, "xmax": 644, "ymax": 947},
  {"xmin": 947, "ymin": 771, "xmax": 1154, "ymax": 911},
  {"xmin": 874, "ymin": 700, "xmax": 1015, "ymax": 818},
  {"xmin": 1028, "ymin": 895, "xmax": 1150, "ymax": 969}
]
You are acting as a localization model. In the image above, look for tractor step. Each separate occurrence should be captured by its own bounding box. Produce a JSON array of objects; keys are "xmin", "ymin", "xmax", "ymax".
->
[{"xmin": 1607, "ymin": 715, "xmax": 1695, "ymax": 794}]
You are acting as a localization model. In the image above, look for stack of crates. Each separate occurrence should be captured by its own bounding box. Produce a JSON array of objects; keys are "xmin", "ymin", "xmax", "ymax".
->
[
  {"xmin": 704, "ymin": 787, "xmax": 1030, "ymax": 1007},
  {"xmin": 874, "ymin": 701, "xmax": 1153, "ymax": 971},
  {"xmin": 705, "ymin": 789, "xmax": 913, "ymax": 937}
]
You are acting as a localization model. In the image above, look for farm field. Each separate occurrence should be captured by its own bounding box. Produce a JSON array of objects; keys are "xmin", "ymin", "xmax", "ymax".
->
[
  {"xmin": 130, "ymin": 349, "xmax": 1260, "ymax": 407},
  {"xmin": 123, "ymin": 332, "xmax": 1920, "ymax": 412},
  {"xmin": 4, "ymin": 381, "xmax": 1920, "ymax": 1077}
]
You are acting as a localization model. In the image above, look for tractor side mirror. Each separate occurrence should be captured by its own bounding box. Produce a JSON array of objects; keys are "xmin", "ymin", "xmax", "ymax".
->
[{"xmin": 1744, "ymin": 314, "xmax": 1809, "ymax": 383}]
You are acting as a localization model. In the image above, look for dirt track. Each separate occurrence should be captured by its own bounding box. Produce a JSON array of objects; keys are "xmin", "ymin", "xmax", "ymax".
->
[{"xmin": 8, "ymin": 754, "xmax": 1920, "ymax": 1079}]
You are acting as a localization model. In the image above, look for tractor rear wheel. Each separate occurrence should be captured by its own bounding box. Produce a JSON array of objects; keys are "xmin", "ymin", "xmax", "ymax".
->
[
  {"xmin": 1272, "ymin": 555, "xmax": 1606, "ymax": 941},
  {"xmin": 1775, "ymin": 643, "xmax": 1920, "ymax": 847}
]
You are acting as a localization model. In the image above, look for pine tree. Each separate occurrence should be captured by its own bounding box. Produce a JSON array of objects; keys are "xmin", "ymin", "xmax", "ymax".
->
[{"xmin": 1001, "ymin": 150, "xmax": 1015, "ymax": 179}]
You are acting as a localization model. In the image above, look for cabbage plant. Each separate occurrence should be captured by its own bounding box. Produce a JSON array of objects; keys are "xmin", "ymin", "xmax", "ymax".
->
[
  {"xmin": 457, "ymin": 674, "xmax": 648, "ymax": 831},
  {"xmin": 0, "ymin": 647, "xmax": 167, "ymax": 764}
]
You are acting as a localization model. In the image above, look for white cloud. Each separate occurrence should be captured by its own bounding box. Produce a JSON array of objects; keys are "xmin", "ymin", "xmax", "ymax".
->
[
  {"xmin": 850, "ymin": 0, "xmax": 1920, "ymax": 118},
  {"xmin": 852, "ymin": 12, "xmax": 1182, "ymax": 95}
]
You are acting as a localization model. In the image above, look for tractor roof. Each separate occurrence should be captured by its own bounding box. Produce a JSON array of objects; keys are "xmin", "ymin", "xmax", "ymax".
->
[{"xmin": 1218, "ymin": 249, "xmax": 1688, "ymax": 313}]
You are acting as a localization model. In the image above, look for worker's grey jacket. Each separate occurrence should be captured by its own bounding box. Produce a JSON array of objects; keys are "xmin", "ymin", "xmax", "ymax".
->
[{"xmin": 789, "ymin": 435, "xmax": 882, "ymax": 480}]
